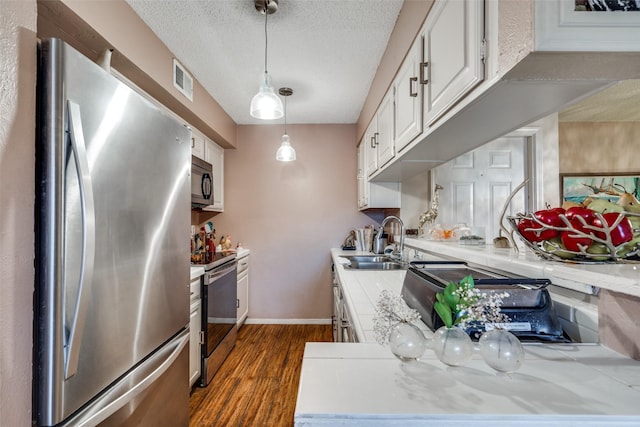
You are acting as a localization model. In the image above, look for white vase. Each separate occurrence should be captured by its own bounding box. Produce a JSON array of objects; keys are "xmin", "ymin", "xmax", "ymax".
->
[
  {"xmin": 432, "ymin": 326, "xmax": 473, "ymax": 367},
  {"xmin": 389, "ymin": 322, "xmax": 428, "ymax": 361},
  {"xmin": 479, "ymin": 328, "xmax": 525, "ymax": 373}
]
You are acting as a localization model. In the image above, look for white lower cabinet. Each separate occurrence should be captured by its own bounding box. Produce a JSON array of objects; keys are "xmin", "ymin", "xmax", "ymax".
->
[
  {"xmin": 189, "ymin": 276, "xmax": 202, "ymax": 387},
  {"xmin": 236, "ymin": 252, "xmax": 250, "ymax": 328},
  {"xmin": 331, "ymin": 265, "xmax": 358, "ymax": 343}
]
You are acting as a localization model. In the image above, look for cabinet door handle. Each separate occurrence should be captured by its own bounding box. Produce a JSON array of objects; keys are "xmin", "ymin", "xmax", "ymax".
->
[
  {"xmin": 370, "ymin": 136, "xmax": 376, "ymax": 149},
  {"xmin": 236, "ymin": 298, "xmax": 240, "ymax": 309},
  {"xmin": 374, "ymin": 132, "xmax": 379, "ymax": 146},
  {"xmin": 420, "ymin": 61, "xmax": 429, "ymax": 85},
  {"xmin": 409, "ymin": 77, "xmax": 418, "ymax": 97}
]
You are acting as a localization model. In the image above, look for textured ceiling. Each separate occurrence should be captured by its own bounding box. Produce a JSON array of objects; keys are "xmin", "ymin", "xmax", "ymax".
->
[
  {"xmin": 126, "ymin": 0, "xmax": 404, "ymax": 125},
  {"xmin": 559, "ymin": 79, "xmax": 640, "ymax": 122}
]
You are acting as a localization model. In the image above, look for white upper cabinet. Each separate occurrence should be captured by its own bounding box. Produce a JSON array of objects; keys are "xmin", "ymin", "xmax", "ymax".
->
[
  {"xmin": 422, "ymin": 0, "xmax": 484, "ymax": 128},
  {"xmin": 203, "ymin": 140, "xmax": 224, "ymax": 212},
  {"xmin": 365, "ymin": 116, "xmax": 378, "ymax": 177},
  {"xmin": 191, "ymin": 130, "xmax": 206, "ymax": 160},
  {"xmin": 394, "ymin": 36, "xmax": 423, "ymax": 152},
  {"xmin": 357, "ymin": 141, "xmax": 367, "ymax": 209},
  {"xmin": 376, "ymin": 90, "xmax": 395, "ymax": 168},
  {"xmin": 366, "ymin": 90, "xmax": 395, "ymax": 178},
  {"xmin": 357, "ymin": 137, "xmax": 400, "ymax": 211}
]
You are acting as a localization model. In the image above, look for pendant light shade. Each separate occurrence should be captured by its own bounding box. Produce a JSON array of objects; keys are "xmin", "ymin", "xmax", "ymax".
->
[
  {"xmin": 276, "ymin": 87, "xmax": 296, "ymax": 162},
  {"xmin": 276, "ymin": 134, "xmax": 296, "ymax": 162},
  {"xmin": 250, "ymin": 1, "xmax": 283, "ymax": 120},
  {"xmin": 250, "ymin": 72, "xmax": 283, "ymax": 120}
]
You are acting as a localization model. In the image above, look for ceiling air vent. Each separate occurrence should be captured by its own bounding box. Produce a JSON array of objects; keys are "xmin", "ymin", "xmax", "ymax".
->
[{"xmin": 173, "ymin": 58, "xmax": 193, "ymax": 101}]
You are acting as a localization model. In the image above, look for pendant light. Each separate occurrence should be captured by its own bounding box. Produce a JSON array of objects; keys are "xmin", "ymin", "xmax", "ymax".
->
[
  {"xmin": 276, "ymin": 87, "xmax": 296, "ymax": 162},
  {"xmin": 250, "ymin": 0, "xmax": 283, "ymax": 120}
]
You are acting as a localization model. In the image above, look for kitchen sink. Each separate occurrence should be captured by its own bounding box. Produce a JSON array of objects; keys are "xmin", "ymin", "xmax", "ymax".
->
[
  {"xmin": 343, "ymin": 255, "xmax": 393, "ymax": 263},
  {"xmin": 341, "ymin": 255, "xmax": 406, "ymax": 270}
]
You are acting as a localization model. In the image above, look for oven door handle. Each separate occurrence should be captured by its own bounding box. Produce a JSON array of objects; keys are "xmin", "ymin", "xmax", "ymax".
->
[{"xmin": 205, "ymin": 262, "xmax": 237, "ymax": 283}]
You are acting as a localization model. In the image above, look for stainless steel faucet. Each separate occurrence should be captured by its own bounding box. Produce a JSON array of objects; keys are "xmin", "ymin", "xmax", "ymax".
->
[{"xmin": 376, "ymin": 215, "xmax": 405, "ymax": 260}]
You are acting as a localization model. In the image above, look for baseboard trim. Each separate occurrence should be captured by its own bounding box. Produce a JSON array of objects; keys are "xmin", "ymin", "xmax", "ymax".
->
[{"xmin": 245, "ymin": 318, "xmax": 332, "ymax": 325}]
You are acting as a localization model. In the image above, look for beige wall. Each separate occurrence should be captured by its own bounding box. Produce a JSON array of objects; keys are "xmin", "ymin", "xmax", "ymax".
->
[
  {"xmin": 37, "ymin": 0, "xmax": 237, "ymax": 148},
  {"xmin": 497, "ymin": 0, "xmax": 534, "ymax": 77},
  {"xmin": 600, "ymin": 290, "xmax": 640, "ymax": 360},
  {"xmin": 559, "ymin": 122, "xmax": 640, "ymax": 174},
  {"xmin": 198, "ymin": 124, "xmax": 376, "ymax": 320},
  {"xmin": 0, "ymin": 1, "xmax": 37, "ymax": 425}
]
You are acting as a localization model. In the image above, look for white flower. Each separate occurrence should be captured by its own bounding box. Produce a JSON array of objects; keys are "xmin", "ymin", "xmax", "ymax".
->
[
  {"xmin": 457, "ymin": 290, "xmax": 510, "ymax": 328},
  {"xmin": 373, "ymin": 290, "xmax": 420, "ymax": 345}
]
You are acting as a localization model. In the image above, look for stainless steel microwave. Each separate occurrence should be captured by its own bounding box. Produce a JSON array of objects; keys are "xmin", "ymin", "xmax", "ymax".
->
[{"xmin": 191, "ymin": 156, "xmax": 213, "ymax": 208}]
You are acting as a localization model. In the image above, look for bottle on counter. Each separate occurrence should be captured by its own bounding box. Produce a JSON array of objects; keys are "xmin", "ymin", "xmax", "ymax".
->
[{"xmin": 206, "ymin": 230, "xmax": 216, "ymax": 262}]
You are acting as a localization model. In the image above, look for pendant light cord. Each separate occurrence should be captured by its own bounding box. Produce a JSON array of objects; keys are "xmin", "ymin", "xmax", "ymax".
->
[
  {"xmin": 284, "ymin": 95, "xmax": 287, "ymax": 134},
  {"xmin": 263, "ymin": 4, "xmax": 269, "ymax": 74}
]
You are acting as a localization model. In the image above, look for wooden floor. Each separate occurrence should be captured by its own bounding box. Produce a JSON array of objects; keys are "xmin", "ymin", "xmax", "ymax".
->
[{"xmin": 189, "ymin": 324, "xmax": 332, "ymax": 427}]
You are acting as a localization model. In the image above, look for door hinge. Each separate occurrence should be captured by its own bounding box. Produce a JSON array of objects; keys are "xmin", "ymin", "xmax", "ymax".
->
[{"xmin": 480, "ymin": 38, "xmax": 487, "ymax": 64}]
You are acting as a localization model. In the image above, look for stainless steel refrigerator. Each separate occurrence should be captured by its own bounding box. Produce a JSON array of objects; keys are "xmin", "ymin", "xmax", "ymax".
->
[{"xmin": 34, "ymin": 38, "xmax": 191, "ymax": 426}]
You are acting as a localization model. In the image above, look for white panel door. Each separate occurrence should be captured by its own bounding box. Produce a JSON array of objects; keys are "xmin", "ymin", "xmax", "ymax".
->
[{"xmin": 433, "ymin": 136, "xmax": 528, "ymax": 242}]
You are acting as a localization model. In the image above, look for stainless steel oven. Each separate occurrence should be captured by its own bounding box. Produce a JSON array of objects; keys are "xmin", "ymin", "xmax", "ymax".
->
[{"xmin": 198, "ymin": 253, "xmax": 237, "ymax": 387}]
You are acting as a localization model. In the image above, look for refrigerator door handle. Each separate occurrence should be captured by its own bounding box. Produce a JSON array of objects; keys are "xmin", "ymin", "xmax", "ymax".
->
[
  {"xmin": 64, "ymin": 100, "xmax": 96, "ymax": 379},
  {"xmin": 73, "ymin": 331, "xmax": 189, "ymax": 427}
]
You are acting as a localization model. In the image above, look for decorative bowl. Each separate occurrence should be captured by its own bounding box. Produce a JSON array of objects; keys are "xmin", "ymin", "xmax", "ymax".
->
[{"xmin": 507, "ymin": 212, "xmax": 640, "ymax": 264}]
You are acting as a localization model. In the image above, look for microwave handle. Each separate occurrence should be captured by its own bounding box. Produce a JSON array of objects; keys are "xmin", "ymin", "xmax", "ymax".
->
[{"xmin": 202, "ymin": 173, "xmax": 212, "ymax": 200}]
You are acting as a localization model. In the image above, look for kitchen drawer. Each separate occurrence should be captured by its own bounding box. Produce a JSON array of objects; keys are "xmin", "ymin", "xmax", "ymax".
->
[{"xmin": 237, "ymin": 256, "xmax": 250, "ymax": 276}]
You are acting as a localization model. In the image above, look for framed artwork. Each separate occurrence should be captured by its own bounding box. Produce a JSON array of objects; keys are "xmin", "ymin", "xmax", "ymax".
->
[
  {"xmin": 575, "ymin": 0, "xmax": 640, "ymax": 11},
  {"xmin": 536, "ymin": 1, "xmax": 640, "ymax": 51},
  {"xmin": 560, "ymin": 172, "xmax": 640, "ymax": 205}
]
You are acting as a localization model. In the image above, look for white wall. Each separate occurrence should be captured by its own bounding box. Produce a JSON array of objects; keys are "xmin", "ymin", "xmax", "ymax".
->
[
  {"xmin": 400, "ymin": 170, "xmax": 431, "ymax": 230},
  {"xmin": 0, "ymin": 1, "xmax": 37, "ymax": 425},
  {"xmin": 530, "ymin": 113, "xmax": 560, "ymax": 209}
]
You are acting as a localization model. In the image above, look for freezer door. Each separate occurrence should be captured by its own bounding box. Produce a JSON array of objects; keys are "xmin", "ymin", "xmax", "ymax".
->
[
  {"xmin": 62, "ymin": 329, "xmax": 189, "ymax": 427},
  {"xmin": 35, "ymin": 39, "xmax": 191, "ymax": 426}
]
